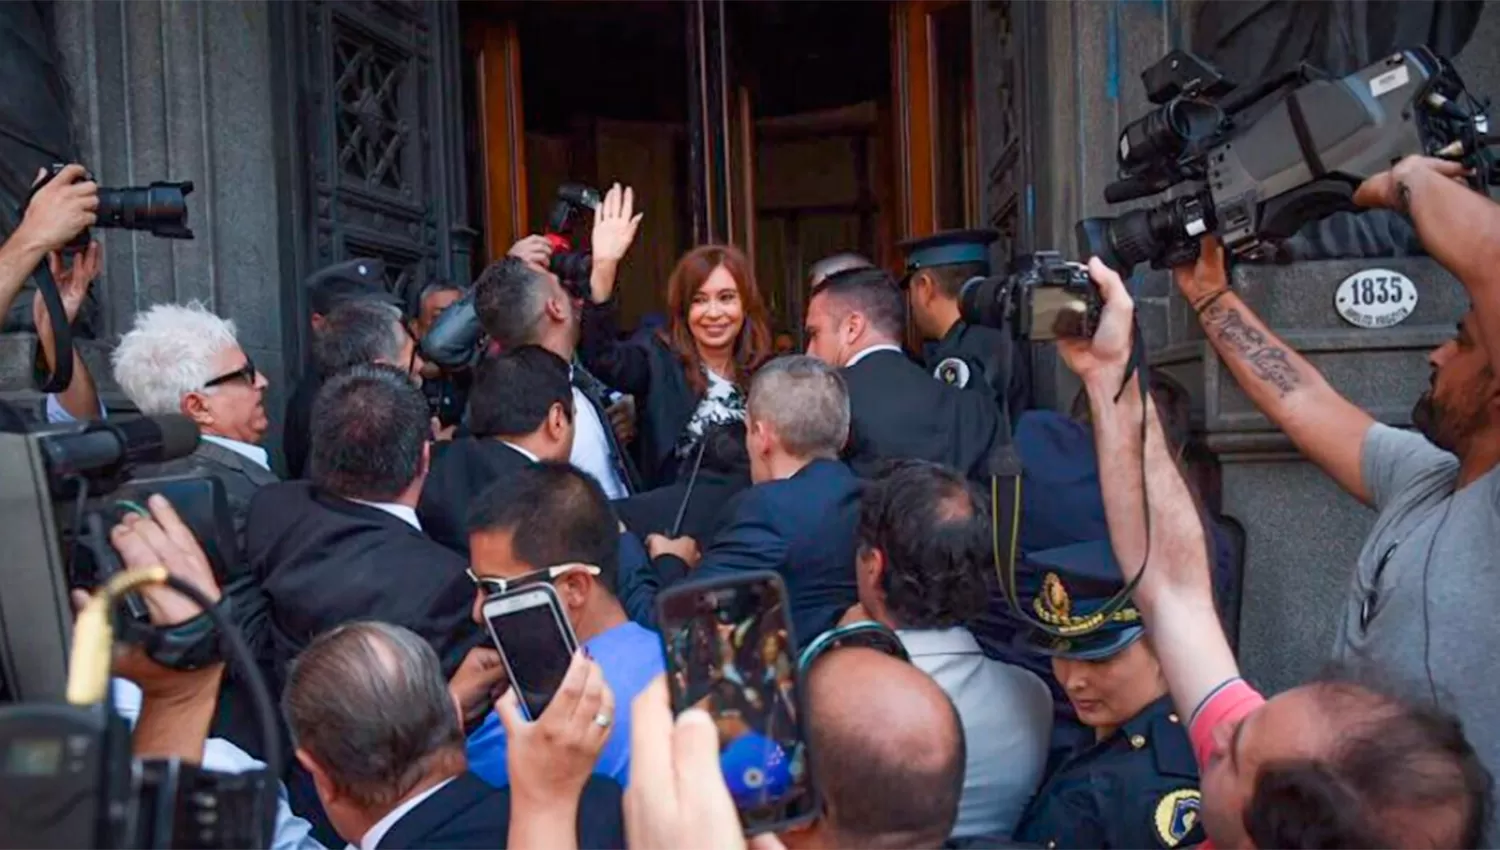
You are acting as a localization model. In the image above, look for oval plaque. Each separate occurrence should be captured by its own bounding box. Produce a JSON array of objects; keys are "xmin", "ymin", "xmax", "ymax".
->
[{"xmin": 1333, "ymin": 268, "xmax": 1418, "ymax": 329}]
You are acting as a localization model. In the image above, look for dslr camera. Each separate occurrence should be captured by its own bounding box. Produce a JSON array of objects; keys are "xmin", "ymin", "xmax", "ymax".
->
[
  {"xmin": 1076, "ymin": 46, "xmax": 1498, "ymax": 274},
  {"xmin": 959, "ymin": 251, "xmax": 1100, "ymax": 341},
  {"xmin": 26, "ymin": 163, "xmax": 195, "ymax": 250}
]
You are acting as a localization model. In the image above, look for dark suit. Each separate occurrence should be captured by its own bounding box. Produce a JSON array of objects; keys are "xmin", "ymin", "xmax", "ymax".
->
[
  {"xmin": 612, "ymin": 470, "xmax": 750, "ymax": 542},
  {"xmin": 375, "ymin": 771, "xmax": 626, "ymax": 850},
  {"xmin": 419, "ymin": 438, "xmax": 536, "ymax": 556},
  {"xmin": 580, "ymin": 300, "xmax": 702, "ymax": 488},
  {"xmin": 842, "ymin": 348, "xmax": 1002, "ymax": 482},
  {"xmin": 661, "ymin": 459, "xmax": 861, "ymax": 642},
  {"xmin": 923, "ymin": 320, "xmax": 1032, "ymax": 426},
  {"xmin": 133, "ymin": 439, "xmax": 279, "ymax": 758},
  {"xmin": 280, "ymin": 366, "xmax": 321, "ymax": 480}
]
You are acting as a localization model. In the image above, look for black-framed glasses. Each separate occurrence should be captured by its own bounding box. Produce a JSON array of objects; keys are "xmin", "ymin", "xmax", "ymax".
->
[
  {"xmin": 797, "ymin": 621, "xmax": 910, "ymax": 673},
  {"xmin": 203, "ymin": 356, "xmax": 258, "ymax": 388},
  {"xmin": 466, "ymin": 563, "xmax": 602, "ymax": 597}
]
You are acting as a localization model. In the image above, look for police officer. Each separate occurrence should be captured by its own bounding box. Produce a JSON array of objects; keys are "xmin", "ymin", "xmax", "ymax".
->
[
  {"xmin": 898, "ymin": 229, "xmax": 1031, "ymax": 423},
  {"xmin": 1011, "ymin": 540, "xmax": 1203, "ymax": 850}
]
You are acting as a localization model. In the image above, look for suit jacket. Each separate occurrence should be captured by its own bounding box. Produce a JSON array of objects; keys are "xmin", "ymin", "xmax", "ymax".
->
[
  {"xmin": 842, "ymin": 349, "xmax": 1002, "ymax": 482},
  {"xmin": 612, "ymin": 470, "xmax": 750, "ymax": 542},
  {"xmin": 280, "ymin": 366, "xmax": 321, "ymax": 480},
  {"xmin": 680, "ymin": 459, "xmax": 861, "ymax": 642},
  {"xmin": 418, "ymin": 438, "xmax": 536, "ymax": 556},
  {"xmin": 375, "ymin": 771, "xmax": 626, "ymax": 850},
  {"xmin": 579, "ymin": 300, "xmax": 702, "ymax": 488},
  {"xmin": 245, "ymin": 481, "xmax": 481, "ymax": 689},
  {"xmin": 133, "ymin": 440, "xmax": 280, "ymax": 757}
]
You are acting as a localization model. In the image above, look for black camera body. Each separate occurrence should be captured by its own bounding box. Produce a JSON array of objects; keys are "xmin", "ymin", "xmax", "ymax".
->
[
  {"xmin": 1078, "ymin": 47, "xmax": 1498, "ymax": 274},
  {"xmin": 544, "ymin": 183, "xmax": 601, "ymax": 294},
  {"xmin": 26, "ymin": 163, "xmax": 194, "ymax": 252},
  {"xmin": 959, "ymin": 251, "xmax": 1100, "ymax": 341}
]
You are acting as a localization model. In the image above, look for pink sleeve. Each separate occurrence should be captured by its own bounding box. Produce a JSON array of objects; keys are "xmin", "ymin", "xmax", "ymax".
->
[{"xmin": 1189, "ymin": 679, "xmax": 1266, "ymax": 768}]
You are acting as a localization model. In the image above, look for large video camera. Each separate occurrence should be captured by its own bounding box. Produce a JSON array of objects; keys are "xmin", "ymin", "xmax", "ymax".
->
[
  {"xmin": 0, "ymin": 419, "xmax": 276, "ymax": 847},
  {"xmin": 958, "ymin": 251, "xmax": 1100, "ymax": 341},
  {"xmin": 421, "ymin": 183, "xmax": 603, "ymax": 370},
  {"xmin": 1076, "ymin": 47, "xmax": 1498, "ymax": 274}
]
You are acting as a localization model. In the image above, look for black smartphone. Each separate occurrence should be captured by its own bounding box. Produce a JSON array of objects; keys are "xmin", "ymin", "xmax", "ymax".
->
[
  {"xmin": 656, "ymin": 571, "xmax": 817, "ymax": 835},
  {"xmin": 482, "ymin": 583, "xmax": 580, "ymax": 721}
]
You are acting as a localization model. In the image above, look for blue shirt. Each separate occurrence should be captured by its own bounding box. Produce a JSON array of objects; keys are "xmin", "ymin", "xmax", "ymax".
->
[{"xmin": 466, "ymin": 620, "xmax": 664, "ymax": 787}]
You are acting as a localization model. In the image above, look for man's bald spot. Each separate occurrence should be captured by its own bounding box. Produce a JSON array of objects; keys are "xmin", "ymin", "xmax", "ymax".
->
[
  {"xmin": 808, "ymin": 253, "xmax": 875, "ymax": 288},
  {"xmin": 806, "ymin": 647, "xmax": 964, "ymax": 845}
]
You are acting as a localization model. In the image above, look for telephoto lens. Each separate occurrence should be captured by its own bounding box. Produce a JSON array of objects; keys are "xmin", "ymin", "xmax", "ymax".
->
[
  {"xmin": 96, "ymin": 181, "xmax": 195, "ymax": 240},
  {"xmin": 958, "ymin": 274, "xmax": 1014, "ymax": 330},
  {"xmin": 1075, "ymin": 191, "xmax": 1214, "ymax": 275}
]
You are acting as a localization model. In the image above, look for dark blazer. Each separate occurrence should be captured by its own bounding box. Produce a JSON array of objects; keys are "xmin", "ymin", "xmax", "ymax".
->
[
  {"xmin": 579, "ymin": 300, "xmax": 702, "ymax": 488},
  {"xmin": 133, "ymin": 439, "xmax": 279, "ymax": 757},
  {"xmin": 280, "ymin": 365, "xmax": 321, "ymax": 480},
  {"xmin": 375, "ymin": 771, "xmax": 626, "ymax": 850},
  {"xmin": 675, "ymin": 459, "xmax": 861, "ymax": 642},
  {"xmin": 842, "ymin": 348, "xmax": 1003, "ymax": 482},
  {"xmin": 419, "ymin": 438, "xmax": 537, "ymax": 556},
  {"xmin": 612, "ymin": 470, "xmax": 750, "ymax": 543},
  {"xmin": 245, "ymin": 481, "xmax": 481, "ymax": 688}
]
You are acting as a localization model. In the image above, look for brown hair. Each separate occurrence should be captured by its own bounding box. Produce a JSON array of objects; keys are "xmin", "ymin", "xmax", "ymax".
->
[{"xmin": 662, "ymin": 244, "xmax": 773, "ymax": 396}]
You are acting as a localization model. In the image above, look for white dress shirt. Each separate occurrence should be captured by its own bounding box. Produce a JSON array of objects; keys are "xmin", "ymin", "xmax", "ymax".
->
[
  {"xmin": 570, "ymin": 385, "xmax": 629, "ymax": 499},
  {"xmin": 347, "ymin": 499, "xmax": 422, "ymax": 531},
  {"xmin": 358, "ymin": 776, "xmax": 458, "ymax": 850},
  {"xmin": 844, "ymin": 343, "xmax": 904, "ymax": 368},
  {"xmin": 502, "ymin": 441, "xmax": 541, "ymax": 463},
  {"xmin": 202, "ymin": 434, "xmax": 271, "ymax": 470},
  {"xmin": 898, "ymin": 626, "xmax": 1054, "ymax": 839}
]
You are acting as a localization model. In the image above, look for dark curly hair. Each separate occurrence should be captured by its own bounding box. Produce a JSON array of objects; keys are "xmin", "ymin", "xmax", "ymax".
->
[{"xmin": 858, "ymin": 459, "xmax": 990, "ymax": 630}]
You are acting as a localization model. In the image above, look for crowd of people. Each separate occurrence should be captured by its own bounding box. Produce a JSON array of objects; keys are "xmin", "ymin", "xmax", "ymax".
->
[{"xmin": 1, "ymin": 152, "xmax": 1498, "ymax": 849}]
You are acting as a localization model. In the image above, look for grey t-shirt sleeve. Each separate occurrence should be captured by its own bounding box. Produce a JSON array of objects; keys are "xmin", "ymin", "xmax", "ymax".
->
[{"xmin": 1360, "ymin": 423, "xmax": 1457, "ymax": 512}]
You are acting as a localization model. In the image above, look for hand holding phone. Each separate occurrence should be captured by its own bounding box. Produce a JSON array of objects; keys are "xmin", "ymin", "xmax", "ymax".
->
[
  {"xmin": 499, "ymin": 651, "xmax": 614, "ymax": 808},
  {"xmin": 655, "ymin": 572, "xmax": 817, "ymax": 835},
  {"xmin": 481, "ymin": 583, "xmax": 579, "ymax": 721}
]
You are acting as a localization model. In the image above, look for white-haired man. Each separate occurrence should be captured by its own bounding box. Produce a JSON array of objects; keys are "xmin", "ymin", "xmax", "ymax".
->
[{"xmin": 112, "ymin": 301, "xmax": 278, "ymax": 759}]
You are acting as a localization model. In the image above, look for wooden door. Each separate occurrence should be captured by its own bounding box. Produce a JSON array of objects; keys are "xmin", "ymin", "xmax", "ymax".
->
[{"xmin": 471, "ymin": 19, "xmax": 528, "ymax": 262}]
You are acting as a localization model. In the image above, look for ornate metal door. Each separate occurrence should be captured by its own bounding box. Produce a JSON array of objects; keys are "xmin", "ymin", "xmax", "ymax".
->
[
  {"xmin": 276, "ymin": 0, "xmax": 473, "ymax": 362},
  {"xmin": 975, "ymin": 0, "xmax": 1040, "ymax": 261}
]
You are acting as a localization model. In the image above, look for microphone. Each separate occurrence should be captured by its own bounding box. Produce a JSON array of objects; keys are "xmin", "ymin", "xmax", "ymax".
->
[{"xmin": 39, "ymin": 414, "xmax": 201, "ymax": 487}]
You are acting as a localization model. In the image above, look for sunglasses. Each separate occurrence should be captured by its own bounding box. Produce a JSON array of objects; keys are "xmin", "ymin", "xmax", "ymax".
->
[
  {"xmin": 797, "ymin": 621, "xmax": 910, "ymax": 673},
  {"xmin": 466, "ymin": 563, "xmax": 602, "ymax": 597},
  {"xmin": 204, "ymin": 356, "xmax": 259, "ymax": 388}
]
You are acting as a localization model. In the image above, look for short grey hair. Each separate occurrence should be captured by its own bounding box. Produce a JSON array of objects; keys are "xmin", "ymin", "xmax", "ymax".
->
[
  {"xmin": 112, "ymin": 302, "xmax": 241, "ymax": 414},
  {"xmin": 474, "ymin": 256, "xmax": 550, "ymax": 348},
  {"xmin": 748, "ymin": 355, "xmax": 850, "ymax": 459},
  {"xmin": 282, "ymin": 621, "xmax": 463, "ymax": 810},
  {"xmin": 313, "ymin": 299, "xmax": 408, "ymax": 377}
]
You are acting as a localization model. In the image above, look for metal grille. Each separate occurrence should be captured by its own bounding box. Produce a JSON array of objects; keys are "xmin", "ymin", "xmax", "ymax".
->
[
  {"xmin": 980, "ymin": 0, "xmax": 1027, "ymax": 262},
  {"xmin": 334, "ymin": 34, "xmax": 409, "ymax": 191}
]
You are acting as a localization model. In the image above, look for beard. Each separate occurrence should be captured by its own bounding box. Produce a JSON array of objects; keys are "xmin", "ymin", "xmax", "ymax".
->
[{"xmin": 1412, "ymin": 388, "xmax": 1473, "ymax": 454}]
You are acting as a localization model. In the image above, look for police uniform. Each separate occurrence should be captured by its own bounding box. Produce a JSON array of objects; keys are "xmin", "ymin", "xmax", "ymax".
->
[
  {"xmin": 899, "ymin": 229, "xmax": 1032, "ymax": 423},
  {"xmin": 1011, "ymin": 541, "xmax": 1204, "ymax": 850}
]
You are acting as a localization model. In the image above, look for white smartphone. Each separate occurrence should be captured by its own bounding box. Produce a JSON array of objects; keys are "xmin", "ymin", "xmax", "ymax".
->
[{"xmin": 480, "ymin": 583, "xmax": 580, "ymax": 720}]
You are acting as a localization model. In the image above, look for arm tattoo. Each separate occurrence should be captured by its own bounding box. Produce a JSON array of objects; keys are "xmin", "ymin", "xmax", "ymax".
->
[{"xmin": 1201, "ymin": 303, "xmax": 1304, "ymax": 397}]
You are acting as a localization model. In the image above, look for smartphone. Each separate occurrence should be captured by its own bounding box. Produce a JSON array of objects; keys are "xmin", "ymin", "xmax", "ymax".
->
[
  {"xmin": 481, "ymin": 584, "xmax": 580, "ymax": 721},
  {"xmin": 656, "ymin": 572, "xmax": 817, "ymax": 835}
]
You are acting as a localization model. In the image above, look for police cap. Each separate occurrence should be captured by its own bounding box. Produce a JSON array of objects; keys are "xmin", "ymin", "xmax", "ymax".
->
[
  {"xmin": 306, "ymin": 258, "xmax": 401, "ymax": 316},
  {"xmin": 897, "ymin": 228, "xmax": 999, "ymax": 277},
  {"xmin": 1015, "ymin": 539, "xmax": 1145, "ymax": 661}
]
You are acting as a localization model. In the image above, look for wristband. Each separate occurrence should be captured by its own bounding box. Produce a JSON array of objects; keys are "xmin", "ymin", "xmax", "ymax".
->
[{"xmin": 1192, "ymin": 288, "xmax": 1232, "ymax": 314}]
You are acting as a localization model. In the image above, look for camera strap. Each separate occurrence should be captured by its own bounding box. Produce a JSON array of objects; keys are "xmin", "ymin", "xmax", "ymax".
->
[
  {"xmin": 991, "ymin": 320, "xmax": 1151, "ymax": 638},
  {"xmin": 32, "ymin": 261, "xmax": 75, "ymax": 394}
]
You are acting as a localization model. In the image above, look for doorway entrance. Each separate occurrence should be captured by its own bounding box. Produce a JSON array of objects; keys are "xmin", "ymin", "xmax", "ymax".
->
[{"xmin": 461, "ymin": 0, "xmax": 977, "ymax": 340}]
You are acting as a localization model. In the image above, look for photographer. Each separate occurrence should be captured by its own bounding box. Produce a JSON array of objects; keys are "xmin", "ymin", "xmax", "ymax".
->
[
  {"xmin": 1069, "ymin": 255, "xmax": 1488, "ymax": 848},
  {"xmin": 0, "ymin": 164, "xmax": 102, "ymax": 425},
  {"xmin": 1173, "ymin": 155, "xmax": 1500, "ymax": 808}
]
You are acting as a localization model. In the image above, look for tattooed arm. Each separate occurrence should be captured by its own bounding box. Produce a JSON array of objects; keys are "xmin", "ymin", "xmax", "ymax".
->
[{"xmin": 1175, "ymin": 238, "xmax": 1377, "ymax": 505}]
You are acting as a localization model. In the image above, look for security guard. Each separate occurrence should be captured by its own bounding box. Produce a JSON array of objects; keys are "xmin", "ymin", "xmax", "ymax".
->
[
  {"xmin": 1011, "ymin": 540, "xmax": 1204, "ymax": 850},
  {"xmin": 898, "ymin": 229, "xmax": 1031, "ymax": 423}
]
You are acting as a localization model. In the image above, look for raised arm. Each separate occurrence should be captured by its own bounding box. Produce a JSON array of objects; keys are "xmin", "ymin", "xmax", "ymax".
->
[
  {"xmin": 35, "ymin": 242, "xmax": 102, "ymax": 421},
  {"xmin": 1064, "ymin": 259, "xmax": 1241, "ymax": 722},
  {"xmin": 1355, "ymin": 155, "xmax": 1500, "ymax": 380},
  {"xmin": 578, "ymin": 183, "xmax": 654, "ymax": 394},
  {"xmin": 1174, "ymin": 237, "xmax": 1376, "ymax": 504},
  {"xmin": 0, "ymin": 165, "xmax": 98, "ymax": 335}
]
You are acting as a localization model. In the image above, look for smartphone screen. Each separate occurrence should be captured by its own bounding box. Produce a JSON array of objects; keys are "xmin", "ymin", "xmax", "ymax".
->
[
  {"xmin": 482, "ymin": 585, "xmax": 579, "ymax": 721},
  {"xmin": 657, "ymin": 572, "xmax": 815, "ymax": 834}
]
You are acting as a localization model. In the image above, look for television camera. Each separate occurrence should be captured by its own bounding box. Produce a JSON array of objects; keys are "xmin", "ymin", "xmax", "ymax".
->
[
  {"xmin": 1076, "ymin": 46, "xmax": 1500, "ymax": 275},
  {"xmin": 0, "ymin": 419, "xmax": 277, "ymax": 848}
]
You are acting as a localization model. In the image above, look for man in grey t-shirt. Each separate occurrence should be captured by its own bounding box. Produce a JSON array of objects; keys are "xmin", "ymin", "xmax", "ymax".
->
[{"xmin": 1169, "ymin": 156, "xmax": 1500, "ymax": 831}]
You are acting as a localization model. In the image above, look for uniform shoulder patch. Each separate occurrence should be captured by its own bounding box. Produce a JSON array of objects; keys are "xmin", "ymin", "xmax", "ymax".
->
[
  {"xmin": 933, "ymin": 357, "xmax": 972, "ymax": 387},
  {"xmin": 1153, "ymin": 788, "xmax": 1201, "ymax": 848}
]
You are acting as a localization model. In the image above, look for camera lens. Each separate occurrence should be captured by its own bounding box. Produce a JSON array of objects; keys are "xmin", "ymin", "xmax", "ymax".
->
[
  {"xmin": 1117, "ymin": 98, "xmax": 1224, "ymax": 174},
  {"xmin": 95, "ymin": 181, "xmax": 194, "ymax": 239},
  {"xmin": 1075, "ymin": 192, "xmax": 1213, "ymax": 274},
  {"xmin": 958, "ymin": 275, "xmax": 1013, "ymax": 330}
]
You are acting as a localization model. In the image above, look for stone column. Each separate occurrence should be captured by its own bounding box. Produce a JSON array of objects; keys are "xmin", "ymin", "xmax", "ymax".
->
[{"xmin": 45, "ymin": 0, "xmax": 291, "ymax": 442}]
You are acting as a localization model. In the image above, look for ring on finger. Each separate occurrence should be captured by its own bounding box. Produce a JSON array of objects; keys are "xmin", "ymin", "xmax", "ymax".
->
[{"xmin": 593, "ymin": 711, "xmax": 612, "ymax": 729}]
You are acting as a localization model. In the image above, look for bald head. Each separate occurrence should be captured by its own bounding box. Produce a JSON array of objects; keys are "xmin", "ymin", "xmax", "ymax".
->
[
  {"xmin": 805, "ymin": 647, "xmax": 963, "ymax": 848},
  {"xmin": 807, "ymin": 253, "xmax": 875, "ymax": 288}
]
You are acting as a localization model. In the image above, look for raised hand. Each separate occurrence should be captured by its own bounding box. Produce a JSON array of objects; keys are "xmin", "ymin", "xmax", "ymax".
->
[
  {"xmin": 1353, "ymin": 155, "xmax": 1472, "ymax": 212},
  {"xmin": 1056, "ymin": 257, "xmax": 1136, "ymax": 389},
  {"xmin": 508, "ymin": 234, "xmax": 554, "ymax": 270},
  {"xmin": 108, "ymin": 494, "xmax": 222, "ymax": 628},
  {"xmin": 500, "ymin": 651, "xmax": 614, "ymax": 808},
  {"xmin": 15, "ymin": 165, "xmax": 99, "ymax": 255}
]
